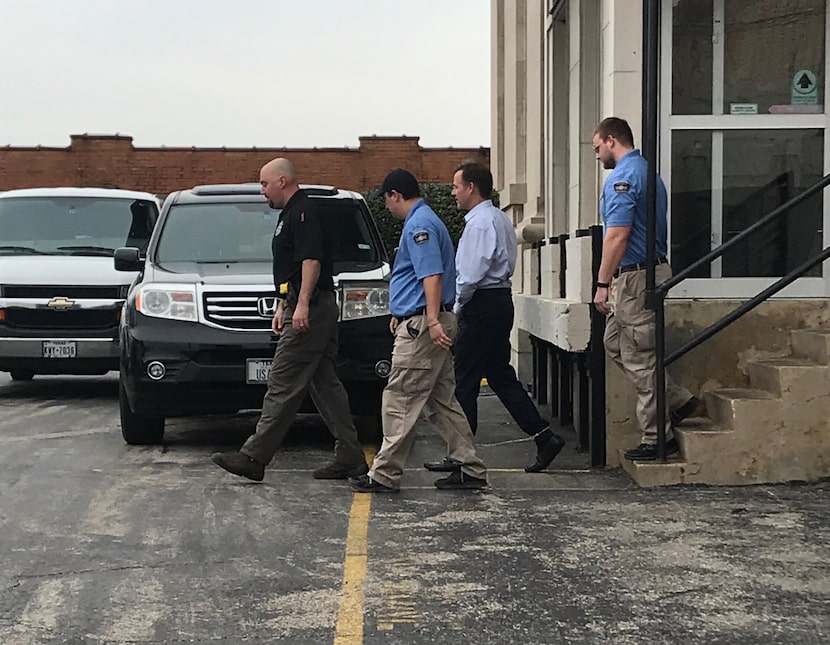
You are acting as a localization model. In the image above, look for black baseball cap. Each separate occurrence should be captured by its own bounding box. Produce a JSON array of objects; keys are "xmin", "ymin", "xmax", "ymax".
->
[{"xmin": 371, "ymin": 168, "xmax": 420, "ymax": 199}]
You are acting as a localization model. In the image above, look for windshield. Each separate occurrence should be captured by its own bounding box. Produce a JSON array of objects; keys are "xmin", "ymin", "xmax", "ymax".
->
[
  {"xmin": 0, "ymin": 196, "xmax": 158, "ymax": 256},
  {"xmin": 156, "ymin": 200, "xmax": 383, "ymax": 272}
]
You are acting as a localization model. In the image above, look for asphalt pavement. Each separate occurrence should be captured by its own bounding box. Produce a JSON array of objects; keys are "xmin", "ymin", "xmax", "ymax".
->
[{"xmin": 0, "ymin": 373, "xmax": 828, "ymax": 644}]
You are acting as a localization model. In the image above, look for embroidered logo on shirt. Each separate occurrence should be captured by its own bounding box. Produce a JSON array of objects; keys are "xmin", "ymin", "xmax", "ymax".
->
[
  {"xmin": 413, "ymin": 231, "xmax": 430, "ymax": 244},
  {"xmin": 613, "ymin": 181, "xmax": 631, "ymax": 193}
]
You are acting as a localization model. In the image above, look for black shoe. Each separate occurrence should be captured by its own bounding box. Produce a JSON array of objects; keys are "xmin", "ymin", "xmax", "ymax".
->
[
  {"xmin": 313, "ymin": 461, "xmax": 369, "ymax": 480},
  {"xmin": 624, "ymin": 438, "xmax": 679, "ymax": 462},
  {"xmin": 211, "ymin": 451, "xmax": 265, "ymax": 481},
  {"xmin": 434, "ymin": 470, "xmax": 489, "ymax": 490},
  {"xmin": 348, "ymin": 474, "xmax": 399, "ymax": 494},
  {"xmin": 670, "ymin": 396, "xmax": 700, "ymax": 426},
  {"xmin": 525, "ymin": 434, "xmax": 565, "ymax": 473},
  {"xmin": 423, "ymin": 456, "xmax": 463, "ymax": 472}
]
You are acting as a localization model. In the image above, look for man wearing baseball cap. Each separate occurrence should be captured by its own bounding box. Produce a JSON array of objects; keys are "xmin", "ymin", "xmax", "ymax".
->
[{"xmin": 349, "ymin": 168, "xmax": 488, "ymax": 492}]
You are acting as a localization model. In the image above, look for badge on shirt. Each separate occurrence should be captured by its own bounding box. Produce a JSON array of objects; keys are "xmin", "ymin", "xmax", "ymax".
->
[
  {"xmin": 413, "ymin": 230, "xmax": 429, "ymax": 244},
  {"xmin": 274, "ymin": 219, "xmax": 285, "ymax": 237},
  {"xmin": 614, "ymin": 181, "xmax": 631, "ymax": 193}
]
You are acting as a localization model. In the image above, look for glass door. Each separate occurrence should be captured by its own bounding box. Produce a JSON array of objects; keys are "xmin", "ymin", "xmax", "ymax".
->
[{"xmin": 661, "ymin": 0, "xmax": 830, "ymax": 298}]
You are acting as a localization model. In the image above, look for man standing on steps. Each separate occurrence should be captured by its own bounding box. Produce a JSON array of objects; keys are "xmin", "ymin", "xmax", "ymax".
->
[
  {"xmin": 424, "ymin": 160, "xmax": 566, "ymax": 474},
  {"xmin": 349, "ymin": 168, "xmax": 488, "ymax": 493},
  {"xmin": 591, "ymin": 117, "xmax": 700, "ymax": 461},
  {"xmin": 211, "ymin": 158, "xmax": 369, "ymax": 482}
]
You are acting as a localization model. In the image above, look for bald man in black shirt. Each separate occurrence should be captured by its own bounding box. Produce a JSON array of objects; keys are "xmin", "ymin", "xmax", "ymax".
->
[{"xmin": 212, "ymin": 158, "xmax": 368, "ymax": 482}]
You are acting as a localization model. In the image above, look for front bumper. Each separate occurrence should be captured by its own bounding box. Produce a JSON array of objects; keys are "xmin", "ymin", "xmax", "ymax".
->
[
  {"xmin": 121, "ymin": 313, "xmax": 392, "ymax": 418},
  {"xmin": 0, "ymin": 336, "xmax": 119, "ymax": 373}
]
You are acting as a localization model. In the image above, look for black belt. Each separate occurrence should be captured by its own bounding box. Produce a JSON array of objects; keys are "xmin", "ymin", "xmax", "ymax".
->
[
  {"xmin": 397, "ymin": 303, "xmax": 454, "ymax": 321},
  {"xmin": 614, "ymin": 257, "xmax": 668, "ymax": 277}
]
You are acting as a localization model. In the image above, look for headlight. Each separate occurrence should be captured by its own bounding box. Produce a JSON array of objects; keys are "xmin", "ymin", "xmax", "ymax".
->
[
  {"xmin": 135, "ymin": 284, "xmax": 198, "ymax": 322},
  {"xmin": 340, "ymin": 283, "xmax": 390, "ymax": 320}
]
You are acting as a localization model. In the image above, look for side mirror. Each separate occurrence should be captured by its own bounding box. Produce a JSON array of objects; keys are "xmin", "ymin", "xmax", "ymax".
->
[{"xmin": 114, "ymin": 247, "xmax": 144, "ymax": 272}]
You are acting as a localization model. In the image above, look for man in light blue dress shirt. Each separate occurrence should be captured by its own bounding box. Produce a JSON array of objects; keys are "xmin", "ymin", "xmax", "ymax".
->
[{"xmin": 424, "ymin": 161, "xmax": 566, "ymax": 474}]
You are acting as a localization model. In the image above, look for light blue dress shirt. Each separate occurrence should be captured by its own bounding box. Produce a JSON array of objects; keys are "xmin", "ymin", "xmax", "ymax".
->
[{"xmin": 455, "ymin": 199, "xmax": 516, "ymax": 310}]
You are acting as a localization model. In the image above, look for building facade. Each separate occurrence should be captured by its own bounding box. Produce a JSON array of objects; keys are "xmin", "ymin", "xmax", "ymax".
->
[{"xmin": 493, "ymin": 0, "xmax": 830, "ymax": 479}]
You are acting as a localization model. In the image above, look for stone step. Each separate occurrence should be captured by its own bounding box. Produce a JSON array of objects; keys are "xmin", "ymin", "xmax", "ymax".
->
[
  {"xmin": 618, "ymin": 449, "xmax": 685, "ymax": 487},
  {"xmin": 791, "ymin": 328, "xmax": 830, "ymax": 364},
  {"xmin": 675, "ymin": 416, "xmax": 733, "ymax": 456},
  {"xmin": 703, "ymin": 388, "xmax": 779, "ymax": 431},
  {"xmin": 746, "ymin": 357, "xmax": 829, "ymax": 397}
]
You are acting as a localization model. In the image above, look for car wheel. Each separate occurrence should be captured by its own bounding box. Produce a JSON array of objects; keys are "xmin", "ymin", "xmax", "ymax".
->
[
  {"xmin": 354, "ymin": 412, "xmax": 383, "ymax": 444},
  {"xmin": 10, "ymin": 370, "xmax": 35, "ymax": 381},
  {"xmin": 119, "ymin": 380, "xmax": 165, "ymax": 445}
]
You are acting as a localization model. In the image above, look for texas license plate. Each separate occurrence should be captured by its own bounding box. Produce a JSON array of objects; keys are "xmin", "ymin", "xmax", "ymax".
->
[
  {"xmin": 246, "ymin": 359, "xmax": 271, "ymax": 384},
  {"xmin": 42, "ymin": 340, "xmax": 77, "ymax": 358}
]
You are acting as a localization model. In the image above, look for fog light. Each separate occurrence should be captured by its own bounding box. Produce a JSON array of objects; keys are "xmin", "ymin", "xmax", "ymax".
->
[
  {"xmin": 147, "ymin": 361, "xmax": 166, "ymax": 380},
  {"xmin": 375, "ymin": 360, "xmax": 391, "ymax": 378}
]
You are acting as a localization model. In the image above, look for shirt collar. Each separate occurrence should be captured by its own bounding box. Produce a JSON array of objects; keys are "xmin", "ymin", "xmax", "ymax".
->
[
  {"xmin": 405, "ymin": 198, "xmax": 426, "ymax": 219},
  {"xmin": 464, "ymin": 199, "xmax": 494, "ymax": 223},
  {"xmin": 618, "ymin": 149, "xmax": 641, "ymax": 165}
]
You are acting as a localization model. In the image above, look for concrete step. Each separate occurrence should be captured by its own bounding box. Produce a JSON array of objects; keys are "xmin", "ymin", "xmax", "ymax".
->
[
  {"xmin": 675, "ymin": 416, "xmax": 733, "ymax": 458},
  {"xmin": 791, "ymin": 328, "xmax": 830, "ymax": 364},
  {"xmin": 704, "ymin": 388, "xmax": 779, "ymax": 431},
  {"xmin": 746, "ymin": 357, "xmax": 829, "ymax": 398},
  {"xmin": 618, "ymin": 449, "xmax": 685, "ymax": 487}
]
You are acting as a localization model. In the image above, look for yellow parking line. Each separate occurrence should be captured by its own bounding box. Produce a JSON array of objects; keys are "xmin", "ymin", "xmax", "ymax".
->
[{"xmin": 333, "ymin": 445, "xmax": 376, "ymax": 645}]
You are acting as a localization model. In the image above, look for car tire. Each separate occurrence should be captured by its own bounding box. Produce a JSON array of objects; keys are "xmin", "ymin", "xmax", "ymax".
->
[
  {"xmin": 9, "ymin": 370, "xmax": 35, "ymax": 381},
  {"xmin": 354, "ymin": 412, "xmax": 383, "ymax": 444},
  {"xmin": 119, "ymin": 380, "xmax": 165, "ymax": 445}
]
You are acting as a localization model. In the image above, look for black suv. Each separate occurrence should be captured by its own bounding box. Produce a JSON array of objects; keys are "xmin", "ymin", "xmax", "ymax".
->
[{"xmin": 115, "ymin": 183, "xmax": 392, "ymax": 445}]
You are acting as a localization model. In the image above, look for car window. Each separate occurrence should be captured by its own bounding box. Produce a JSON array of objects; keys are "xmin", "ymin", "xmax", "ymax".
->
[
  {"xmin": 156, "ymin": 203, "xmax": 278, "ymax": 264},
  {"xmin": 156, "ymin": 200, "xmax": 383, "ymax": 271},
  {"xmin": 0, "ymin": 196, "xmax": 158, "ymax": 256},
  {"xmin": 317, "ymin": 201, "xmax": 382, "ymax": 272}
]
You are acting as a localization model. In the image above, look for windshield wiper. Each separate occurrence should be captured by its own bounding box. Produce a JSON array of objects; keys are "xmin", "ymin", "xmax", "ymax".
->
[
  {"xmin": 194, "ymin": 259, "xmax": 246, "ymax": 264},
  {"xmin": 56, "ymin": 245, "xmax": 115, "ymax": 256},
  {"xmin": 0, "ymin": 245, "xmax": 47, "ymax": 255}
]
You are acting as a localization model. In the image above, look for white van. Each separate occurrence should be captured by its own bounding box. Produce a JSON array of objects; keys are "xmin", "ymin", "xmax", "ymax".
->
[{"xmin": 0, "ymin": 187, "xmax": 159, "ymax": 380}]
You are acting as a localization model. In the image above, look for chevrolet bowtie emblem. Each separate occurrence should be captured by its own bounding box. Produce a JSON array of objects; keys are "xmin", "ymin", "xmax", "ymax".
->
[{"xmin": 46, "ymin": 296, "xmax": 76, "ymax": 310}]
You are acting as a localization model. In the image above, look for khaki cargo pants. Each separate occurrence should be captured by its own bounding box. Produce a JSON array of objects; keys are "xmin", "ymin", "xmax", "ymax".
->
[
  {"xmin": 604, "ymin": 263, "xmax": 693, "ymax": 444},
  {"xmin": 369, "ymin": 311, "xmax": 487, "ymax": 488}
]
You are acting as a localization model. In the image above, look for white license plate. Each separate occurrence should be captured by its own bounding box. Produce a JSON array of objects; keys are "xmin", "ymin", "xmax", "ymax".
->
[
  {"xmin": 246, "ymin": 359, "xmax": 271, "ymax": 384},
  {"xmin": 42, "ymin": 340, "xmax": 77, "ymax": 359}
]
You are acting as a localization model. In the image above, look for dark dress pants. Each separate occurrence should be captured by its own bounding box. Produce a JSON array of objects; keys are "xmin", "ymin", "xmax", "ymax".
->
[{"xmin": 454, "ymin": 288, "xmax": 547, "ymax": 436}]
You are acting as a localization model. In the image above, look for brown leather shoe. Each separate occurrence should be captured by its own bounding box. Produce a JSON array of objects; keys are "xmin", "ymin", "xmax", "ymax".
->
[{"xmin": 211, "ymin": 451, "xmax": 265, "ymax": 481}]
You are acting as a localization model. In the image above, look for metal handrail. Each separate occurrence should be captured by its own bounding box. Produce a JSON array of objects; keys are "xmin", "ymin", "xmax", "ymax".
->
[
  {"xmin": 650, "ymin": 179, "xmax": 830, "ymax": 461},
  {"xmin": 665, "ymin": 244, "xmax": 830, "ymax": 366},
  {"xmin": 657, "ymin": 172, "xmax": 830, "ymax": 296}
]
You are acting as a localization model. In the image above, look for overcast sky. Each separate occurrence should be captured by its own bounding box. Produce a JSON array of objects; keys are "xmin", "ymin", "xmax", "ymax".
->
[{"xmin": 0, "ymin": 1, "xmax": 491, "ymax": 149}]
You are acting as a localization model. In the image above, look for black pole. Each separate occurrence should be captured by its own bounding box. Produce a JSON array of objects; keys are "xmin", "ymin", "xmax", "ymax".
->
[
  {"xmin": 642, "ymin": 0, "xmax": 667, "ymax": 459},
  {"xmin": 643, "ymin": 0, "xmax": 659, "ymax": 295}
]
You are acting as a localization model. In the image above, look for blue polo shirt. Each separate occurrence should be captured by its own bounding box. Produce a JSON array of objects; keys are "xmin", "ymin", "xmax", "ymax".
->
[
  {"xmin": 389, "ymin": 199, "xmax": 456, "ymax": 317},
  {"xmin": 600, "ymin": 149, "xmax": 668, "ymax": 266}
]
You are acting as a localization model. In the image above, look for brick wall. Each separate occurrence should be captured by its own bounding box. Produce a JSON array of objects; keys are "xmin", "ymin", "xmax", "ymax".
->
[{"xmin": 0, "ymin": 134, "xmax": 490, "ymax": 195}]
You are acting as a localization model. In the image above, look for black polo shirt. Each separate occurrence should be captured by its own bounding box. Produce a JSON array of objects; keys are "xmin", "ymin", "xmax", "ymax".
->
[{"xmin": 271, "ymin": 189, "xmax": 335, "ymax": 297}]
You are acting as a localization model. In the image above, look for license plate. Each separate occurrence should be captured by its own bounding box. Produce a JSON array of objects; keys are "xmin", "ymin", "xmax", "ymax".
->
[
  {"xmin": 246, "ymin": 359, "xmax": 271, "ymax": 384},
  {"xmin": 42, "ymin": 340, "xmax": 77, "ymax": 359}
]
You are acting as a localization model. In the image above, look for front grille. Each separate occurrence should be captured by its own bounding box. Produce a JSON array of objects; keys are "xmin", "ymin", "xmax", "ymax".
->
[
  {"xmin": 3, "ymin": 285, "xmax": 124, "ymax": 299},
  {"xmin": 4, "ymin": 308, "xmax": 120, "ymax": 330},
  {"xmin": 204, "ymin": 291, "xmax": 275, "ymax": 330}
]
